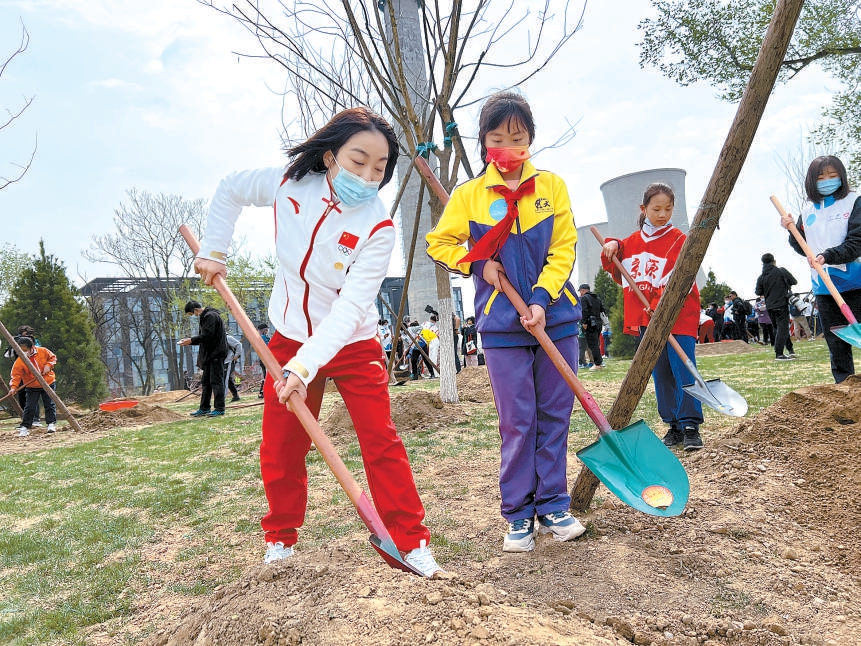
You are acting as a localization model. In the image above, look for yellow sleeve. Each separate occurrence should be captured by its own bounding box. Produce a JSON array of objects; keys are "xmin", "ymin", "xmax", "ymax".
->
[
  {"xmin": 425, "ymin": 184, "xmax": 474, "ymax": 277},
  {"xmin": 534, "ymin": 174, "xmax": 577, "ymax": 299}
]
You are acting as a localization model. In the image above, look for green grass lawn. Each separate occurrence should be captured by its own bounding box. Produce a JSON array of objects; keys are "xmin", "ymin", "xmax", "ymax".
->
[{"xmin": 0, "ymin": 338, "xmax": 841, "ymax": 644}]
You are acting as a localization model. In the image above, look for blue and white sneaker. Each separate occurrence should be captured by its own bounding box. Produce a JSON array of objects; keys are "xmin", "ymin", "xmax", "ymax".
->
[
  {"xmin": 503, "ymin": 517, "xmax": 536, "ymax": 552},
  {"xmin": 264, "ymin": 541, "xmax": 294, "ymax": 564},
  {"xmin": 537, "ymin": 511, "xmax": 586, "ymax": 542}
]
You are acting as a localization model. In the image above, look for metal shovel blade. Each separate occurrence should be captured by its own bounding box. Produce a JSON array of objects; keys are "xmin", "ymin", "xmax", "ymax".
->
[
  {"xmin": 368, "ymin": 535, "xmax": 425, "ymax": 576},
  {"xmin": 355, "ymin": 492, "xmax": 425, "ymax": 576},
  {"xmin": 576, "ymin": 420, "xmax": 690, "ymax": 517},
  {"xmin": 682, "ymin": 378, "xmax": 748, "ymax": 417},
  {"xmin": 832, "ymin": 324, "xmax": 861, "ymax": 349}
]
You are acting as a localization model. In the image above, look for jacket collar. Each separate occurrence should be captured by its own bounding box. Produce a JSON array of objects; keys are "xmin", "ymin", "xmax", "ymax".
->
[{"xmin": 483, "ymin": 159, "xmax": 539, "ymax": 190}]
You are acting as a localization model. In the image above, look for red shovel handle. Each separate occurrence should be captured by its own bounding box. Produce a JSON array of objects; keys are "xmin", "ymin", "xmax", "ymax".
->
[{"xmin": 770, "ymin": 196, "xmax": 858, "ymax": 325}]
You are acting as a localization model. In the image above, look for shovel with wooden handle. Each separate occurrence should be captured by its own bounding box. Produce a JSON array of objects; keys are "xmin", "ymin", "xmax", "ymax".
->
[
  {"xmin": 412, "ymin": 155, "xmax": 689, "ymax": 516},
  {"xmin": 497, "ymin": 273, "xmax": 689, "ymax": 516},
  {"xmin": 770, "ymin": 196, "xmax": 861, "ymax": 348},
  {"xmin": 590, "ymin": 226, "xmax": 747, "ymax": 417},
  {"xmin": 179, "ymin": 225, "xmax": 425, "ymax": 576}
]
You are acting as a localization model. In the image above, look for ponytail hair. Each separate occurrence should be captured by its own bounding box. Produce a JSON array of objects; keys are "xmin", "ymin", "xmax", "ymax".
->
[{"xmin": 638, "ymin": 182, "xmax": 676, "ymax": 229}]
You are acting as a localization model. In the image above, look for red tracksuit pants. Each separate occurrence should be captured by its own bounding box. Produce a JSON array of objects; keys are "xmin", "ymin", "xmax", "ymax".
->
[{"xmin": 260, "ymin": 333, "xmax": 431, "ymax": 552}]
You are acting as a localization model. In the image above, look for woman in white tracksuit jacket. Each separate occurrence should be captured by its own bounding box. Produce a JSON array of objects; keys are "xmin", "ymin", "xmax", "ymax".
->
[{"xmin": 192, "ymin": 107, "xmax": 439, "ymax": 576}]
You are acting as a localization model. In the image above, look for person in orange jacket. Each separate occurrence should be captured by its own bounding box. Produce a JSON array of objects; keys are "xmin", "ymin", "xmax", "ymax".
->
[{"xmin": 8, "ymin": 336, "xmax": 57, "ymax": 437}]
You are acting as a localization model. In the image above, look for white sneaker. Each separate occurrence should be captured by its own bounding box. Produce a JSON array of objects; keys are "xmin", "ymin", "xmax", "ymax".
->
[
  {"xmin": 263, "ymin": 541, "xmax": 294, "ymax": 564},
  {"xmin": 31, "ymin": 421, "xmax": 42, "ymax": 428},
  {"xmin": 47, "ymin": 423, "xmax": 56, "ymax": 433},
  {"xmin": 502, "ymin": 518, "xmax": 536, "ymax": 552},
  {"xmin": 537, "ymin": 511, "xmax": 587, "ymax": 541},
  {"xmin": 16, "ymin": 427, "xmax": 29, "ymax": 437},
  {"xmin": 405, "ymin": 540, "xmax": 442, "ymax": 577}
]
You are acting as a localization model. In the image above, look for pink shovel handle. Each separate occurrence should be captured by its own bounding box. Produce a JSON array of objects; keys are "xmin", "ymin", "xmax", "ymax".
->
[{"xmin": 769, "ymin": 196, "xmax": 859, "ymax": 325}]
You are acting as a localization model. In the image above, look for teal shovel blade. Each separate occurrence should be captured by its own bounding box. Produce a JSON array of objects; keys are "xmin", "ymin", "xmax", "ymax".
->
[
  {"xmin": 832, "ymin": 324, "xmax": 861, "ymax": 349},
  {"xmin": 576, "ymin": 420, "xmax": 690, "ymax": 517}
]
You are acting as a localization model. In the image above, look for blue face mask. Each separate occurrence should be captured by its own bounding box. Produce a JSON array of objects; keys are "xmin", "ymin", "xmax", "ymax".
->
[
  {"xmin": 817, "ymin": 177, "xmax": 842, "ymax": 196},
  {"xmin": 331, "ymin": 159, "xmax": 380, "ymax": 207}
]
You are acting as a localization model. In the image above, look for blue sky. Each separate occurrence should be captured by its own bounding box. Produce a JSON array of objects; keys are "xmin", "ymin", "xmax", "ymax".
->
[{"xmin": 0, "ymin": 0, "xmax": 835, "ymax": 297}]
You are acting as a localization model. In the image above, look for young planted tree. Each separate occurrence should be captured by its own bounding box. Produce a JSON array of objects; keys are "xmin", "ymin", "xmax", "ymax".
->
[
  {"xmin": 201, "ymin": 0, "xmax": 586, "ymax": 401},
  {"xmin": 1, "ymin": 20, "xmax": 36, "ymax": 191},
  {"xmin": 83, "ymin": 189, "xmax": 208, "ymax": 393},
  {"xmin": 638, "ymin": 0, "xmax": 861, "ymax": 184},
  {"xmin": 0, "ymin": 241, "xmax": 106, "ymax": 408}
]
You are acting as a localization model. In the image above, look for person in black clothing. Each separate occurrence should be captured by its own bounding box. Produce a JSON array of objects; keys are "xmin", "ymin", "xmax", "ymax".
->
[
  {"xmin": 578, "ymin": 284, "xmax": 605, "ymax": 370},
  {"xmin": 179, "ymin": 301, "xmax": 229, "ymax": 416},
  {"xmin": 754, "ymin": 253, "xmax": 797, "ymax": 361},
  {"xmin": 461, "ymin": 316, "xmax": 479, "ymax": 367},
  {"xmin": 705, "ymin": 303, "xmax": 723, "ymax": 341},
  {"xmin": 727, "ymin": 291, "xmax": 751, "ymax": 343}
]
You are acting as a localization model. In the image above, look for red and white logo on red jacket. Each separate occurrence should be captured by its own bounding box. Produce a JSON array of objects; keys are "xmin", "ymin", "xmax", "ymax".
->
[{"xmin": 338, "ymin": 231, "xmax": 359, "ymax": 256}]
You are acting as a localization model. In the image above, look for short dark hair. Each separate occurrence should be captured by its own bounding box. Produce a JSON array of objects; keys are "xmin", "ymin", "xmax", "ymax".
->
[
  {"xmin": 256, "ymin": 322, "xmax": 269, "ymax": 331},
  {"xmin": 184, "ymin": 300, "xmax": 202, "ymax": 314},
  {"xmin": 17, "ymin": 325, "xmax": 35, "ymax": 337},
  {"xmin": 15, "ymin": 336, "xmax": 33, "ymax": 350},
  {"xmin": 805, "ymin": 155, "xmax": 850, "ymax": 202},
  {"xmin": 761, "ymin": 252, "xmax": 775, "ymax": 264},
  {"xmin": 478, "ymin": 91, "xmax": 535, "ymax": 174},
  {"xmin": 285, "ymin": 107, "xmax": 399, "ymax": 188}
]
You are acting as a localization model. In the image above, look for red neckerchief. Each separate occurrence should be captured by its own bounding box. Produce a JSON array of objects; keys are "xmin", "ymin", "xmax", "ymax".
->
[{"xmin": 460, "ymin": 176, "xmax": 536, "ymax": 263}]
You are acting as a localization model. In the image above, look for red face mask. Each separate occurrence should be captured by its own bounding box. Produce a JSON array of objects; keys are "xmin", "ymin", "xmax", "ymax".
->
[{"xmin": 485, "ymin": 146, "xmax": 531, "ymax": 173}]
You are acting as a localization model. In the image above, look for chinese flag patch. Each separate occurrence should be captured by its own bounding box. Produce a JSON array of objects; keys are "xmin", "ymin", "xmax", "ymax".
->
[{"xmin": 338, "ymin": 231, "xmax": 359, "ymax": 250}]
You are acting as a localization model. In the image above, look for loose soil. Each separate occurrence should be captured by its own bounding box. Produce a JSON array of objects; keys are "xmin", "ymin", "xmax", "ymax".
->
[{"xmin": 8, "ymin": 370, "xmax": 861, "ymax": 645}]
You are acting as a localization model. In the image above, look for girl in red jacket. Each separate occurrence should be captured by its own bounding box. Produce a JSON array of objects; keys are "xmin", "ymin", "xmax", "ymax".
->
[{"xmin": 601, "ymin": 182, "xmax": 704, "ymax": 451}]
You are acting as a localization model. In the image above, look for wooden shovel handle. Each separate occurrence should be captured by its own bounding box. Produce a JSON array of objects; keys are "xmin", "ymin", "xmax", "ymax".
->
[
  {"xmin": 589, "ymin": 226, "xmax": 692, "ymax": 364},
  {"xmin": 769, "ymin": 196, "xmax": 858, "ymax": 324},
  {"xmin": 497, "ymin": 273, "xmax": 613, "ymax": 435},
  {"xmin": 413, "ymin": 155, "xmax": 613, "ymax": 435},
  {"xmin": 178, "ymin": 225, "xmax": 364, "ymax": 504}
]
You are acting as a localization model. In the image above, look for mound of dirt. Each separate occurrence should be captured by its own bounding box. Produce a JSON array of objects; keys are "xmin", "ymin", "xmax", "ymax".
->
[
  {"xmin": 78, "ymin": 402, "xmax": 186, "ymax": 432},
  {"xmin": 455, "ymin": 365, "xmax": 494, "ymax": 403},
  {"xmin": 729, "ymin": 375, "xmax": 861, "ymax": 574},
  {"xmin": 695, "ymin": 340, "xmax": 760, "ymax": 357},
  {"xmin": 322, "ymin": 390, "xmax": 470, "ymax": 440},
  {"xmin": 138, "ymin": 390, "xmax": 193, "ymax": 405},
  {"xmin": 142, "ymin": 550, "xmax": 620, "ymax": 646}
]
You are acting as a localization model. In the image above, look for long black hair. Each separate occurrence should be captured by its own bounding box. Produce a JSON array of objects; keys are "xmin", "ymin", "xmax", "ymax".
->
[
  {"xmin": 804, "ymin": 155, "xmax": 851, "ymax": 202},
  {"xmin": 285, "ymin": 107, "xmax": 399, "ymax": 187},
  {"xmin": 477, "ymin": 91, "xmax": 535, "ymax": 174}
]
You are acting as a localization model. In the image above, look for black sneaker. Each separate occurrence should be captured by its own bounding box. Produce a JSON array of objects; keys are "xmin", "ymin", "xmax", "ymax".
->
[
  {"xmin": 775, "ymin": 355, "xmax": 794, "ymax": 361},
  {"xmin": 788, "ymin": 352, "xmax": 797, "ymax": 358},
  {"xmin": 230, "ymin": 396, "xmax": 241, "ymax": 402},
  {"xmin": 683, "ymin": 427, "xmax": 704, "ymax": 451},
  {"xmin": 662, "ymin": 426, "xmax": 684, "ymax": 447}
]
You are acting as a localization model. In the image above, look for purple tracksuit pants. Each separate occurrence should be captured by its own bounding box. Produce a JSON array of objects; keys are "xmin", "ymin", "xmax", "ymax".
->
[{"xmin": 484, "ymin": 335, "xmax": 578, "ymax": 522}]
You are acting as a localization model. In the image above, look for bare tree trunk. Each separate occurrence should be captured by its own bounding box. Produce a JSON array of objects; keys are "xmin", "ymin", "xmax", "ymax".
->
[{"xmin": 569, "ymin": 0, "xmax": 806, "ymax": 511}]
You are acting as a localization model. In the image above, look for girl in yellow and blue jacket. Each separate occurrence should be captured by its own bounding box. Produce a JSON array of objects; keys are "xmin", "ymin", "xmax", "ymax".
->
[{"xmin": 426, "ymin": 91, "xmax": 584, "ymax": 553}]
